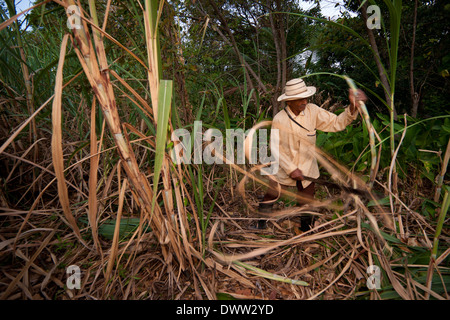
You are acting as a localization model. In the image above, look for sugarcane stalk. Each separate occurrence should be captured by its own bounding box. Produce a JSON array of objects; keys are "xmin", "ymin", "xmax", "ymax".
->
[
  {"xmin": 7, "ymin": 0, "xmax": 39, "ymax": 192},
  {"xmin": 425, "ymin": 189, "xmax": 450, "ymax": 299},
  {"xmin": 233, "ymin": 260, "xmax": 309, "ymax": 286},
  {"xmin": 65, "ymin": 1, "xmax": 182, "ymax": 261},
  {"xmin": 389, "ymin": 96, "xmax": 398, "ymax": 196},
  {"xmin": 144, "ymin": 0, "xmax": 161, "ymax": 121},
  {"xmin": 344, "ymin": 76, "xmax": 377, "ymax": 188},
  {"xmin": 432, "ymin": 190, "xmax": 449, "ymax": 260},
  {"xmin": 433, "ymin": 137, "xmax": 450, "ymax": 202}
]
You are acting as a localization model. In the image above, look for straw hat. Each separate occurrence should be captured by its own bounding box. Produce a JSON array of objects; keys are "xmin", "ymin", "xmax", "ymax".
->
[{"xmin": 277, "ymin": 78, "xmax": 316, "ymax": 102}]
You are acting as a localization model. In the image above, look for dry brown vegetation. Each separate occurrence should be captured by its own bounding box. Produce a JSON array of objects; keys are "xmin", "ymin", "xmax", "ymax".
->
[{"xmin": 0, "ymin": 0, "xmax": 449, "ymax": 301}]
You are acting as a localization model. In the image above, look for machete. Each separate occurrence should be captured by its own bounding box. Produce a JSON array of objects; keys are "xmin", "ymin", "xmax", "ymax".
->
[{"xmin": 302, "ymin": 175, "xmax": 371, "ymax": 197}]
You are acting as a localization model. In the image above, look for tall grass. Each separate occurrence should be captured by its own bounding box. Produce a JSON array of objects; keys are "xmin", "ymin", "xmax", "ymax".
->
[
  {"xmin": 0, "ymin": 0, "xmax": 204, "ymax": 298},
  {"xmin": 0, "ymin": 0, "xmax": 448, "ymax": 301}
]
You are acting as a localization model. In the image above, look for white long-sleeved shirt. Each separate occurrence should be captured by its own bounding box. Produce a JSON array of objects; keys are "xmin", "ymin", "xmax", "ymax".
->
[{"xmin": 271, "ymin": 103, "xmax": 358, "ymax": 188}]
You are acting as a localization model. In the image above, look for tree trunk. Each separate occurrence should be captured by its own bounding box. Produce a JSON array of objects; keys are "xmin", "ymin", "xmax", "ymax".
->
[
  {"xmin": 207, "ymin": 0, "xmax": 268, "ymax": 98},
  {"xmin": 267, "ymin": 0, "xmax": 288, "ymax": 117},
  {"xmin": 277, "ymin": 0, "xmax": 288, "ymax": 117},
  {"xmin": 267, "ymin": 0, "xmax": 281, "ymax": 116},
  {"xmin": 410, "ymin": 0, "xmax": 420, "ymax": 118},
  {"xmin": 276, "ymin": 0, "xmax": 287, "ymax": 89},
  {"xmin": 361, "ymin": 2, "xmax": 397, "ymax": 120}
]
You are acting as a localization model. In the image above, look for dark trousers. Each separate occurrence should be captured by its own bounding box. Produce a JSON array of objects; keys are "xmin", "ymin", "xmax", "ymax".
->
[
  {"xmin": 260, "ymin": 179, "xmax": 315, "ymax": 231},
  {"xmin": 262, "ymin": 179, "xmax": 315, "ymax": 204}
]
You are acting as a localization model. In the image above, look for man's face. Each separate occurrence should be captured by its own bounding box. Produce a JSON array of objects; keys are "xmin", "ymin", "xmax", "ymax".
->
[{"xmin": 287, "ymin": 98, "xmax": 308, "ymax": 110}]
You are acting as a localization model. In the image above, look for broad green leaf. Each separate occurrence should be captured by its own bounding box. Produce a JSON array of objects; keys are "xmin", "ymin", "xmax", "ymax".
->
[
  {"xmin": 152, "ymin": 80, "xmax": 173, "ymax": 211},
  {"xmin": 216, "ymin": 292, "xmax": 239, "ymax": 300},
  {"xmin": 79, "ymin": 217, "xmax": 150, "ymax": 240},
  {"xmin": 367, "ymin": 196, "xmax": 390, "ymax": 207}
]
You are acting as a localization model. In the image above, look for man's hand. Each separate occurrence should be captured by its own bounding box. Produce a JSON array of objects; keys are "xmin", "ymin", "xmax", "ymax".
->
[
  {"xmin": 349, "ymin": 89, "xmax": 367, "ymax": 115},
  {"xmin": 289, "ymin": 168, "xmax": 304, "ymax": 181}
]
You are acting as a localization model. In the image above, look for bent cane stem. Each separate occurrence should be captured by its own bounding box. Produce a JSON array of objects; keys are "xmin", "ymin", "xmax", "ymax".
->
[{"xmin": 344, "ymin": 76, "xmax": 377, "ymax": 188}]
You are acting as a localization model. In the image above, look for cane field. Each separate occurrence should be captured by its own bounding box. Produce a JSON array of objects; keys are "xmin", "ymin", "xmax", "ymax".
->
[{"xmin": 0, "ymin": 0, "xmax": 449, "ymax": 301}]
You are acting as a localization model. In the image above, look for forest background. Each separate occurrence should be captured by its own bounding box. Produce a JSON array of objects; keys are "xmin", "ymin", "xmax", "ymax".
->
[{"xmin": 0, "ymin": 0, "xmax": 449, "ymax": 300}]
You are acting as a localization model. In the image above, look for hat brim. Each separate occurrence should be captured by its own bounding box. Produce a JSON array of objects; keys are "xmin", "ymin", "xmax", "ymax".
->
[{"xmin": 277, "ymin": 86, "xmax": 316, "ymax": 102}]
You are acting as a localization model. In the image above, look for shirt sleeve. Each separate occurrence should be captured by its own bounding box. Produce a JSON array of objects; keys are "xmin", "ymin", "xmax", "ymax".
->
[
  {"xmin": 272, "ymin": 115, "xmax": 298, "ymax": 175},
  {"xmin": 315, "ymin": 105, "xmax": 358, "ymax": 132}
]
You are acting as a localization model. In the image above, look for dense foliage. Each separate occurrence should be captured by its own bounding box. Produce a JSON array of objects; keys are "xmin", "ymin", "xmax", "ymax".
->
[{"xmin": 0, "ymin": 0, "xmax": 449, "ymax": 300}]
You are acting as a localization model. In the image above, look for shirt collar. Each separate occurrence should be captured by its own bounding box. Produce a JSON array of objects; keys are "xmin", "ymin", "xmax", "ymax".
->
[{"xmin": 287, "ymin": 106, "xmax": 306, "ymax": 117}]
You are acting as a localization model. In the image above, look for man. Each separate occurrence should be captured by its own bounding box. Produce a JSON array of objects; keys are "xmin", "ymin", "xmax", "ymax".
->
[{"xmin": 258, "ymin": 78, "xmax": 367, "ymax": 230}]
